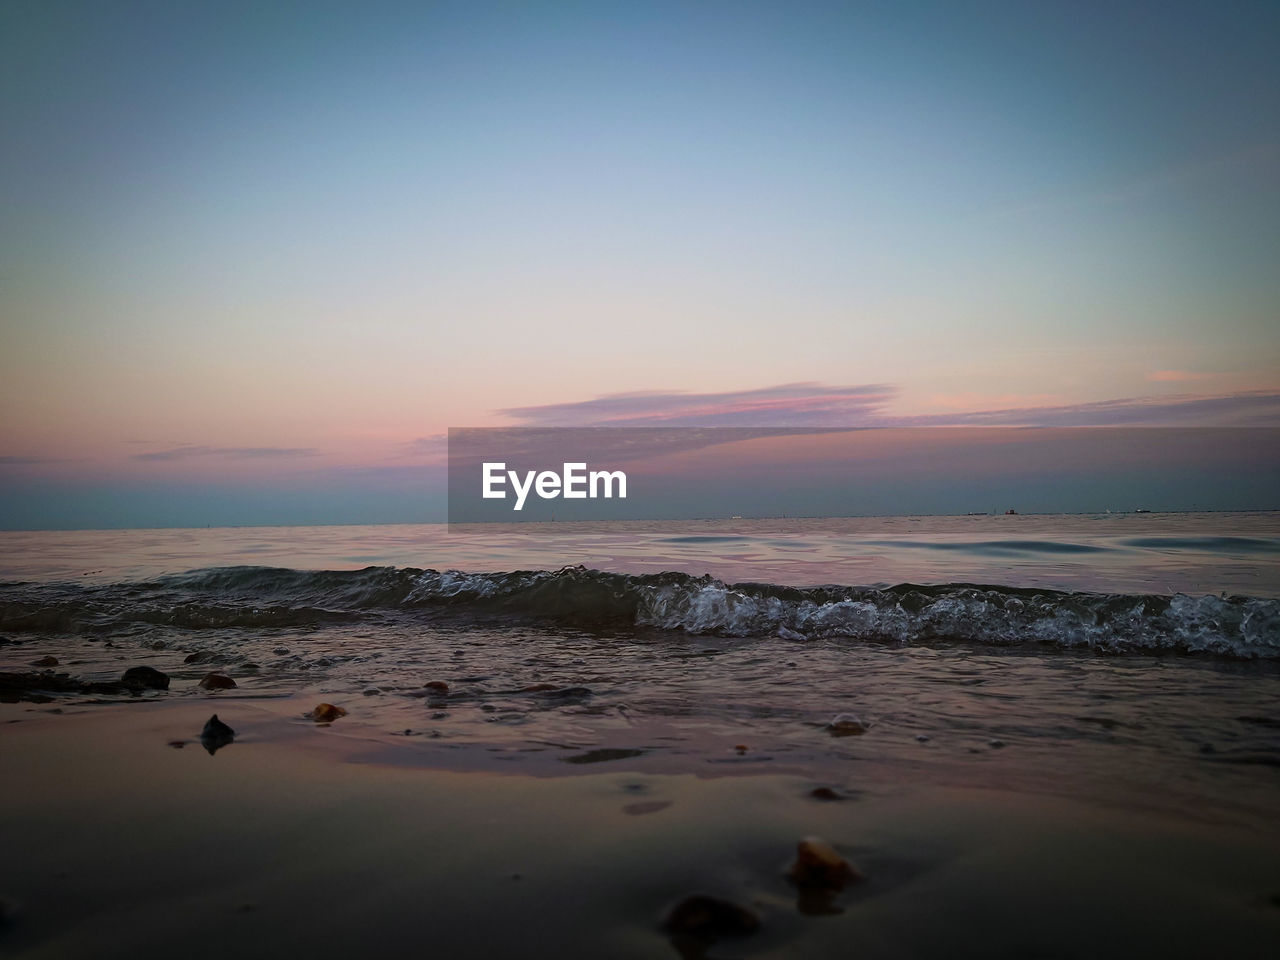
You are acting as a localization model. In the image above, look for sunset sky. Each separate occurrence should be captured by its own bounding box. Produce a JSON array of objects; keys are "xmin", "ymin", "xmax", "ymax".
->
[{"xmin": 1, "ymin": 1, "xmax": 1277, "ymax": 527}]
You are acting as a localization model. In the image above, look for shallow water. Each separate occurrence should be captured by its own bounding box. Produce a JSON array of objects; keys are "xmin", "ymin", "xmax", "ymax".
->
[{"xmin": 2, "ymin": 513, "xmax": 1278, "ymax": 828}]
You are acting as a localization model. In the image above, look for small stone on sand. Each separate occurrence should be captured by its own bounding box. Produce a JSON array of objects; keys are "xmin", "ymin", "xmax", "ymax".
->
[
  {"xmin": 809, "ymin": 787, "xmax": 842, "ymax": 801},
  {"xmin": 826, "ymin": 713, "xmax": 868, "ymax": 736},
  {"xmin": 199, "ymin": 714, "xmax": 235, "ymax": 754},
  {"xmin": 788, "ymin": 836, "xmax": 863, "ymax": 889},
  {"xmin": 121, "ymin": 666, "xmax": 169, "ymax": 690},
  {"xmin": 663, "ymin": 894, "xmax": 759, "ymax": 939},
  {"xmin": 30, "ymin": 656, "xmax": 58, "ymax": 667},
  {"xmin": 988, "ymin": 738, "xmax": 1005, "ymax": 748},
  {"xmin": 423, "ymin": 681, "xmax": 449, "ymax": 693},
  {"xmin": 309, "ymin": 703, "xmax": 347, "ymax": 722},
  {"xmin": 198, "ymin": 673, "xmax": 236, "ymax": 690}
]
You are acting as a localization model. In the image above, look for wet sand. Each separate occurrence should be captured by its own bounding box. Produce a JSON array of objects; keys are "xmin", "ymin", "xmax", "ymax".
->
[{"xmin": 3, "ymin": 698, "xmax": 1278, "ymax": 959}]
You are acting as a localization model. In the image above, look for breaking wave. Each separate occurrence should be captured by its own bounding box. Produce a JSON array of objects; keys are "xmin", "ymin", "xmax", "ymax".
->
[{"xmin": 1, "ymin": 565, "xmax": 1278, "ymax": 659}]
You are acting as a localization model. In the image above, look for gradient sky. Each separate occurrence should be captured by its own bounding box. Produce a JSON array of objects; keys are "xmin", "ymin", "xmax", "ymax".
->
[{"xmin": 1, "ymin": 1, "xmax": 1277, "ymax": 527}]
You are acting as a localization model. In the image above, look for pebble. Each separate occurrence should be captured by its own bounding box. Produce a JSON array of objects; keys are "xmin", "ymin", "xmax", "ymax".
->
[
  {"xmin": 916, "ymin": 734, "xmax": 931, "ymax": 743},
  {"xmin": 663, "ymin": 894, "xmax": 759, "ymax": 940},
  {"xmin": 200, "ymin": 714, "xmax": 235, "ymax": 754},
  {"xmin": 121, "ymin": 666, "xmax": 170, "ymax": 690},
  {"xmin": 788, "ymin": 836, "xmax": 863, "ymax": 890},
  {"xmin": 198, "ymin": 673, "xmax": 236, "ymax": 690},
  {"xmin": 30, "ymin": 656, "xmax": 58, "ymax": 667},
  {"xmin": 309, "ymin": 703, "xmax": 347, "ymax": 722},
  {"xmin": 988, "ymin": 738, "xmax": 1005, "ymax": 749},
  {"xmin": 809, "ymin": 787, "xmax": 842, "ymax": 801},
  {"xmin": 826, "ymin": 713, "xmax": 868, "ymax": 737},
  {"xmin": 423, "ymin": 681, "xmax": 449, "ymax": 693}
]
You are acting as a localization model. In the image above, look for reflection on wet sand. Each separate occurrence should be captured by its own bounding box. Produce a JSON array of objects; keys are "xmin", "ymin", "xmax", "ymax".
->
[{"xmin": 1, "ymin": 700, "xmax": 1278, "ymax": 959}]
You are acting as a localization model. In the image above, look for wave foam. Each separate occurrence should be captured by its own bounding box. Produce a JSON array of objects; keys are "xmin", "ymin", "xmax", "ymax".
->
[{"xmin": 1, "ymin": 565, "xmax": 1277, "ymax": 658}]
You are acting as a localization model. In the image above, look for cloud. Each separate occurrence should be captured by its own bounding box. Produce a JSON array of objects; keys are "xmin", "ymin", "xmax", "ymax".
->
[
  {"xmin": 501, "ymin": 382, "xmax": 1280, "ymax": 429},
  {"xmin": 501, "ymin": 382, "xmax": 897, "ymax": 427},
  {"xmin": 1147, "ymin": 370, "xmax": 1212, "ymax": 382},
  {"xmin": 886, "ymin": 391, "xmax": 1280, "ymax": 428},
  {"xmin": 131, "ymin": 446, "xmax": 320, "ymax": 462},
  {"xmin": 0, "ymin": 455, "xmax": 69, "ymax": 465}
]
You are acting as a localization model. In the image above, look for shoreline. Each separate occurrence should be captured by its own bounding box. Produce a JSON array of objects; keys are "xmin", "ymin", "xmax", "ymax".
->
[{"xmin": 3, "ymin": 698, "xmax": 1279, "ymax": 958}]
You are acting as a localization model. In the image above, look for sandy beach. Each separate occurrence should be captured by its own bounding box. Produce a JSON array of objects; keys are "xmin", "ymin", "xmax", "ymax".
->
[{"xmin": 3, "ymin": 692, "xmax": 1279, "ymax": 959}]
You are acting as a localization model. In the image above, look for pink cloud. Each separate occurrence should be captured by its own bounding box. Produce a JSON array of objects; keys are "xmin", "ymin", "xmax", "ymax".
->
[
  {"xmin": 1147, "ymin": 370, "xmax": 1212, "ymax": 382},
  {"xmin": 501, "ymin": 382, "xmax": 897, "ymax": 427},
  {"xmin": 501, "ymin": 382, "xmax": 1280, "ymax": 429}
]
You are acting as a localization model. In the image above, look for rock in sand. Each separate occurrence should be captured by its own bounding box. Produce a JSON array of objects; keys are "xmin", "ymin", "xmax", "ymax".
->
[
  {"xmin": 826, "ymin": 713, "xmax": 868, "ymax": 736},
  {"xmin": 198, "ymin": 673, "xmax": 236, "ymax": 690},
  {"xmin": 200, "ymin": 714, "xmax": 235, "ymax": 754},
  {"xmin": 309, "ymin": 703, "xmax": 347, "ymax": 722},
  {"xmin": 663, "ymin": 894, "xmax": 759, "ymax": 943},
  {"xmin": 787, "ymin": 836, "xmax": 863, "ymax": 889},
  {"xmin": 809, "ymin": 787, "xmax": 843, "ymax": 801},
  {"xmin": 121, "ymin": 666, "xmax": 169, "ymax": 690}
]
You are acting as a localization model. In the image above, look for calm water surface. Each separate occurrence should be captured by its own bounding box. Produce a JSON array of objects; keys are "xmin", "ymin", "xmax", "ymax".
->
[{"xmin": 3, "ymin": 512, "xmax": 1278, "ymax": 595}]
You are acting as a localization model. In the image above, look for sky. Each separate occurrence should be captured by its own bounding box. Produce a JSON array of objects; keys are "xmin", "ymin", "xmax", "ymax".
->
[{"xmin": 1, "ymin": 1, "xmax": 1277, "ymax": 528}]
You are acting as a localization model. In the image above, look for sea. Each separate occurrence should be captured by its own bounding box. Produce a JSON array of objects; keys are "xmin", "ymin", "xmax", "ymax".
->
[{"xmin": 2, "ymin": 511, "xmax": 1278, "ymax": 824}]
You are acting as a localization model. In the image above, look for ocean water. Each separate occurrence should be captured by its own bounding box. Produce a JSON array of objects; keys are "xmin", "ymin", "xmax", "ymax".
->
[{"xmin": 3, "ymin": 512, "xmax": 1279, "ymax": 824}]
